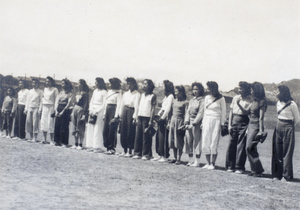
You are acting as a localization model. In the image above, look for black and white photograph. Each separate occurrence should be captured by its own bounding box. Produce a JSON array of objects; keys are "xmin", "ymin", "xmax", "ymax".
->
[{"xmin": 0, "ymin": 0, "xmax": 300, "ymax": 209}]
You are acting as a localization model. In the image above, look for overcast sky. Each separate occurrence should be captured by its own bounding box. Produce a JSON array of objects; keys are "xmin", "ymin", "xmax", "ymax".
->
[{"xmin": 1, "ymin": 0, "xmax": 299, "ymax": 90}]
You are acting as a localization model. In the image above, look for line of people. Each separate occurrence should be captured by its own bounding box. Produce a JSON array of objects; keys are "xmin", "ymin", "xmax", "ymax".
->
[{"xmin": 0, "ymin": 77, "xmax": 299, "ymax": 182}]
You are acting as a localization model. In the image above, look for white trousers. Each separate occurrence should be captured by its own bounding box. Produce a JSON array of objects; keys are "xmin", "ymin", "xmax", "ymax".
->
[{"xmin": 202, "ymin": 116, "xmax": 221, "ymax": 155}]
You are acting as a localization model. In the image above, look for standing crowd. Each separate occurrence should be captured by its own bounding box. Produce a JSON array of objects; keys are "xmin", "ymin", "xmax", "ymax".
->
[{"xmin": 0, "ymin": 76, "xmax": 299, "ymax": 182}]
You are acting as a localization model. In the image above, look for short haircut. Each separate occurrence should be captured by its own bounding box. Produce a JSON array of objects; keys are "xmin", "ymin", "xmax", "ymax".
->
[
  {"xmin": 95, "ymin": 77, "xmax": 107, "ymax": 90},
  {"xmin": 207, "ymin": 81, "xmax": 222, "ymax": 98},
  {"xmin": 175, "ymin": 85, "xmax": 187, "ymax": 100},
  {"xmin": 62, "ymin": 78, "xmax": 73, "ymax": 92},
  {"xmin": 251, "ymin": 82, "xmax": 266, "ymax": 100},
  {"xmin": 19, "ymin": 80, "xmax": 28, "ymax": 89},
  {"xmin": 191, "ymin": 82, "xmax": 204, "ymax": 96},
  {"xmin": 46, "ymin": 76, "xmax": 55, "ymax": 87},
  {"xmin": 278, "ymin": 85, "xmax": 293, "ymax": 103},
  {"xmin": 163, "ymin": 80, "xmax": 175, "ymax": 96},
  {"xmin": 79, "ymin": 79, "xmax": 89, "ymax": 93},
  {"xmin": 126, "ymin": 77, "xmax": 138, "ymax": 91},
  {"xmin": 143, "ymin": 79, "xmax": 155, "ymax": 94},
  {"xmin": 109, "ymin": 77, "xmax": 121, "ymax": 90}
]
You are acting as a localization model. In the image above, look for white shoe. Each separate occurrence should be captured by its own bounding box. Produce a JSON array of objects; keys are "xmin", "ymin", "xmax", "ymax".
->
[
  {"xmin": 208, "ymin": 164, "xmax": 215, "ymax": 170},
  {"xmin": 142, "ymin": 156, "xmax": 150, "ymax": 160},
  {"xmin": 61, "ymin": 145, "xmax": 68, "ymax": 148},
  {"xmin": 124, "ymin": 153, "xmax": 132, "ymax": 158},
  {"xmin": 118, "ymin": 152, "xmax": 126, "ymax": 157},
  {"xmin": 70, "ymin": 145, "xmax": 77, "ymax": 149},
  {"xmin": 49, "ymin": 142, "xmax": 55, "ymax": 146},
  {"xmin": 235, "ymin": 170, "xmax": 244, "ymax": 174},
  {"xmin": 227, "ymin": 169, "xmax": 234, "ymax": 172},
  {"xmin": 191, "ymin": 162, "xmax": 200, "ymax": 167},
  {"xmin": 202, "ymin": 164, "xmax": 210, "ymax": 169},
  {"xmin": 1, "ymin": 135, "xmax": 6, "ymax": 138},
  {"xmin": 6, "ymin": 136, "xmax": 11, "ymax": 139},
  {"xmin": 150, "ymin": 156, "xmax": 161, "ymax": 161},
  {"xmin": 132, "ymin": 155, "xmax": 141, "ymax": 159},
  {"xmin": 158, "ymin": 157, "xmax": 167, "ymax": 163},
  {"xmin": 76, "ymin": 146, "xmax": 83, "ymax": 150},
  {"xmin": 12, "ymin": 137, "xmax": 19, "ymax": 140}
]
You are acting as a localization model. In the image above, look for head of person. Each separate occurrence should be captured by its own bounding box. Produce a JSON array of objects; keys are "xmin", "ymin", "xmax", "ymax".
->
[
  {"xmin": 126, "ymin": 77, "xmax": 138, "ymax": 92},
  {"xmin": 206, "ymin": 81, "xmax": 221, "ymax": 98},
  {"xmin": 142, "ymin": 79, "xmax": 155, "ymax": 94},
  {"xmin": 109, "ymin": 77, "xmax": 121, "ymax": 90},
  {"xmin": 238, "ymin": 81, "xmax": 251, "ymax": 97},
  {"xmin": 62, "ymin": 78, "xmax": 73, "ymax": 93},
  {"xmin": 7, "ymin": 87, "xmax": 15, "ymax": 97},
  {"xmin": 251, "ymin": 82, "xmax": 266, "ymax": 100},
  {"xmin": 163, "ymin": 80, "xmax": 175, "ymax": 97},
  {"xmin": 175, "ymin": 85, "xmax": 187, "ymax": 101},
  {"xmin": 18, "ymin": 80, "xmax": 27, "ymax": 90},
  {"xmin": 95, "ymin": 77, "xmax": 107, "ymax": 90},
  {"xmin": 32, "ymin": 79, "xmax": 40, "ymax": 89},
  {"xmin": 46, "ymin": 76, "xmax": 55, "ymax": 88},
  {"xmin": 78, "ymin": 79, "xmax": 89, "ymax": 93},
  {"xmin": 191, "ymin": 82, "xmax": 204, "ymax": 97},
  {"xmin": 277, "ymin": 85, "xmax": 293, "ymax": 103}
]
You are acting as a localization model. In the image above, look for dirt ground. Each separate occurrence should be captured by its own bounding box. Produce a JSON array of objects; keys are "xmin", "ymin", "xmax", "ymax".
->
[{"xmin": 0, "ymin": 130, "xmax": 300, "ymax": 210}]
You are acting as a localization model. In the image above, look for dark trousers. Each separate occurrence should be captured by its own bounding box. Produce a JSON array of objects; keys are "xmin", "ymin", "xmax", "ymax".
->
[
  {"xmin": 272, "ymin": 120, "xmax": 295, "ymax": 180},
  {"xmin": 54, "ymin": 104, "xmax": 71, "ymax": 145},
  {"xmin": 2, "ymin": 111, "xmax": 13, "ymax": 135},
  {"xmin": 14, "ymin": 104, "xmax": 26, "ymax": 139},
  {"xmin": 155, "ymin": 119, "xmax": 170, "ymax": 158},
  {"xmin": 246, "ymin": 122, "xmax": 264, "ymax": 173},
  {"xmin": 103, "ymin": 104, "xmax": 117, "ymax": 150},
  {"xmin": 120, "ymin": 106, "xmax": 136, "ymax": 152},
  {"xmin": 134, "ymin": 116, "xmax": 152, "ymax": 158},
  {"xmin": 225, "ymin": 115, "xmax": 249, "ymax": 170}
]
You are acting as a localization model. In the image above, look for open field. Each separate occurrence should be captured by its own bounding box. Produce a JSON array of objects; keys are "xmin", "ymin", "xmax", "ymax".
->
[{"xmin": 0, "ymin": 130, "xmax": 300, "ymax": 210}]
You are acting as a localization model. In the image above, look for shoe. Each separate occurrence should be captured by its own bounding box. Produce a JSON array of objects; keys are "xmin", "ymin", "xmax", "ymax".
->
[
  {"xmin": 93, "ymin": 149, "xmax": 101, "ymax": 153},
  {"xmin": 208, "ymin": 164, "xmax": 215, "ymax": 170},
  {"xmin": 132, "ymin": 155, "xmax": 142, "ymax": 159},
  {"xmin": 227, "ymin": 169, "xmax": 234, "ymax": 172},
  {"xmin": 150, "ymin": 156, "xmax": 161, "ymax": 161},
  {"xmin": 76, "ymin": 146, "xmax": 83, "ymax": 150},
  {"xmin": 118, "ymin": 152, "xmax": 126, "ymax": 157},
  {"xmin": 1, "ymin": 135, "xmax": 6, "ymax": 138},
  {"xmin": 31, "ymin": 139, "xmax": 38, "ymax": 143},
  {"xmin": 6, "ymin": 136, "xmax": 11, "ymax": 139},
  {"xmin": 50, "ymin": 142, "xmax": 55, "ymax": 146},
  {"xmin": 202, "ymin": 164, "xmax": 210, "ymax": 169},
  {"xmin": 70, "ymin": 145, "xmax": 77, "ymax": 149},
  {"xmin": 12, "ymin": 137, "xmax": 19, "ymax": 140},
  {"xmin": 252, "ymin": 173, "xmax": 262, "ymax": 177},
  {"xmin": 168, "ymin": 159, "xmax": 176, "ymax": 164},
  {"xmin": 142, "ymin": 156, "xmax": 150, "ymax": 160},
  {"xmin": 158, "ymin": 157, "xmax": 167, "ymax": 163},
  {"xmin": 124, "ymin": 153, "xmax": 132, "ymax": 158},
  {"xmin": 190, "ymin": 162, "xmax": 200, "ymax": 167},
  {"xmin": 186, "ymin": 162, "xmax": 193, "ymax": 166},
  {"xmin": 86, "ymin": 148, "xmax": 94, "ymax": 152},
  {"xmin": 175, "ymin": 160, "xmax": 181, "ymax": 165},
  {"xmin": 106, "ymin": 150, "xmax": 114, "ymax": 155},
  {"xmin": 235, "ymin": 170, "xmax": 244, "ymax": 174},
  {"xmin": 61, "ymin": 145, "xmax": 68, "ymax": 148},
  {"xmin": 272, "ymin": 177, "xmax": 280, "ymax": 181}
]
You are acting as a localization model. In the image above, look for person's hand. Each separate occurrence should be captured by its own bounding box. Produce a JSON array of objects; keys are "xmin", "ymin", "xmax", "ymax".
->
[
  {"xmin": 132, "ymin": 119, "xmax": 137, "ymax": 124},
  {"xmin": 80, "ymin": 115, "xmax": 86, "ymax": 121},
  {"xmin": 24, "ymin": 110, "xmax": 27, "ymax": 115},
  {"xmin": 148, "ymin": 121, "xmax": 153, "ymax": 127}
]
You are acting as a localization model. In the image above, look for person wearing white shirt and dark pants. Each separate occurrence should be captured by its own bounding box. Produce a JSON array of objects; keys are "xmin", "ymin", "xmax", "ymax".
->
[{"xmin": 272, "ymin": 85, "xmax": 300, "ymax": 182}]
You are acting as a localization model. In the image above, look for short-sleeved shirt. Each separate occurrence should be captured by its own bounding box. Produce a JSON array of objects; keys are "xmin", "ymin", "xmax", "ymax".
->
[
  {"xmin": 138, "ymin": 93, "xmax": 157, "ymax": 117},
  {"xmin": 249, "ymin": 98, "xmax": 267, "ymax": 120},
  {"xmin": 57, "ymin": 91, "xmax": 73, "ymax": 105},
  {"xmin": 172, "ymin": 99, "xmax": 188, "ymax": 119},
  {"xmin": 230, "ymin": 95, "xmax": 252, "ymax": 115}
]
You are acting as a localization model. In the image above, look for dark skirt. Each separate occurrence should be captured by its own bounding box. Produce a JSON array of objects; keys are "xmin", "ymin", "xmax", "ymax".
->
[
  {"xmin": 14, "ymin": 104, "xmax": 26, "ymax": 139},
  {"xmin": 54, "ymin": 104, "xmax": 71, "ymax": 145}
]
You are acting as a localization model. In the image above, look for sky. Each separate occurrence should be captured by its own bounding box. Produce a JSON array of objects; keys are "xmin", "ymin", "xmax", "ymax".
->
[{"xmin": 1, "ymin": 0, "xmax": 299, "ymax": 91}]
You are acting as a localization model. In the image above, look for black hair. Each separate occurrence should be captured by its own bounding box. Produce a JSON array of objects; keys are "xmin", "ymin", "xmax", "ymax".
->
[
  {"xmin": 251, "ymin": 82, "xmax": 266, "ymax": 100},
  {"xmin": 79, "ymin": 79, "xmax": 89, "ymax": 93},
  {"xmin": 19, "ymin": 80, "xmax": 27, "ymax": 89},
  {"xmin": 109, "ymin": 77, "xmax": 121, "ymax": 90},
  {"xmin": 46, "ymin": 76, "xmax": 55, "ymax": 87},
  {"xmin": 62, "ymin": 78, "xmax": 73, "ymax": 93},
  {"xmin": 7, "ymin": 87, "xmax": 15, "ymax": 96},
  {"xmin": 95, "ymin": 77, "xmax": 107, "ymax": 90},
  {"xmin": 191, "ymin": 82, "xmax": 204, "ymax": 97},
  {"xmin": 126, "ymin": 77, "xmax": 138, "ymax": 91},
  {"xmin": 207, "ymin": 81, "xmax": 222, "ymax": 98},
  {"xmin": 239, "ymin": 81, "xmax": 251, "ymax": 96},
  {"xmin": 277, "ymin": 85, "xmax": 293, "ymax": 103},
  {"xmin": 175, "ymin": 85, "xmax": 187, "ymax": 101},
  {"xmin": 143, "ymin": 79, "xmax": 155, "ymax": 94},
  {"xmin": 163, "ymin": 80, "xmax": 175, "ymax": 96},
  {"xmin": 32, "ymin": 78, "xmax": 40, "ymax": 87}
]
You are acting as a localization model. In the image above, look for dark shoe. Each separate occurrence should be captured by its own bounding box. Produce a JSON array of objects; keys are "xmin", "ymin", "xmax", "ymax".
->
[
  {"xmin": 168, "ymin": 159, "xmax": 176, "ymax": 164},
  {"xmin": 175, "ymin": 160, "xmax": 181, "ymax": 165}
]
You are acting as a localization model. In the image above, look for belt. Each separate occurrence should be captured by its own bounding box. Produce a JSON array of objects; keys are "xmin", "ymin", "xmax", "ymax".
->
[
  {"xmin": 279, "ymin": 119, "xmax": 293, "ymax": 123},
  {"xmin": 107, "ymin": 104, "xmax": 117, "ymax": 106},
  {"xmin": 125, "ymin": 105, "xmax": 134, "ymax": 109}
]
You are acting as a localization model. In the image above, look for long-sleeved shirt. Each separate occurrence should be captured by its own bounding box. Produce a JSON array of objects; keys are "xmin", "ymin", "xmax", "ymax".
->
[
  {"xmin": 104, "ymin": 90, "xmax": 122, "ymax": 118},
  {"xmin": 158, "ymin": 94, "xmax": 174, "ymax": 120},
  {"xmin": 119, "ymin": 90, "xmax": 140, "ymax": 119},
  {"xmin": 18, "ymin": 89, "xmax": 29, "ymax": 105},
  {"xmin": 185, "ymin": 96, "xmax": 204, "ymax": 124},
  {"xmin": 1, "ymin": 96, "xmax": 17, "ymax": 113},
  {"xmin": 203, "ymin": 95, "xmax": 226, "ymax": 125},
  {"xmin": 42, "ymin": 87, "xmax": 58, "ymax": 105},
  {"xmin": 89, "ymin": 89, "xmax": 108, "ymax": 115},
  {"xmin": 277, "ymin": 100, "xmax": 300, "ymax": 126},
  {"xmin": 25, "ymin": 88, "xmax": 43, "ymax": 112}
]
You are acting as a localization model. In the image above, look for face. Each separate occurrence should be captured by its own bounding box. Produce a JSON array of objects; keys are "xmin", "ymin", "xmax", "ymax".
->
[
  {"xmin": 7, "ymin": 89, "xmax": 12, "ymax": 96},
  {"xmin": 127, "ymin": 82, "xmax": 133, "ymax": 91},
  {"xmin": 192, "ymin": 86, "xmax": 200, "ymax": 97},
  {"xmin": 19, "ymin": 81, "xmax": 24, "ymax": 89},
  {"xmin": 62, "ymin": 81, "xmax": 66, "ymax": 88},
  {"xmin": 95, "ymin": 80, "xmax": 99, "ymax": 88},
  {"xmin": 175, "ymin": 88, "xmax": 179, "ymax": 98},
  {"xmin": 46, "ymin": 79, "xmax": 51, "ymax": 87},
  {"xmin": 142, "ymin": 80, "xmax": 149, "ymax": 92},
  {"xmin": 238, "ymin": 87, "xmax": 246, "ymax": 95}
]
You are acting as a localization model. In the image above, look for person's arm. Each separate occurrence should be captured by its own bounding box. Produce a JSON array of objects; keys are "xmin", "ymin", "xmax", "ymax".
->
[
  {"xmin": 258, "ymin": 106, "xmax": 266, "ymax": 133},
  {"xmin": 38, "ymin": 90, "xmax": 43, "ymax": 114},
  {"xmin": 291, "ymin": 101, "xmax": 300, "ymax": 126},
  {"xmin": 220, "ymin": 97, "xmax": 226, "ymax": 125},
  {"xmin": 228, "ymin": 110, "xmax": 233, "ymax": 132},
  {"xmin": 149, "ymin": 95, "xmax": 157, "ymax": 127},
  {"xmin": 132, "ymin": 92, "xmax": 141, "ymax": 122},
  {"xmin": 11, "ymin": 97, "xmax": 17, "ymax": 116},
  {"xmin": 1, "ymin": 97, "xmax": 7, "ymax": 113},
  {"xmin": 237, "ymin": 99, "xmax": 251, "ymax": 114},
  {"xmin": 54, "ymin": 92, "xmax": 60, "ymax": 116},
  {"xmin": 161, "ymin": 95, "xmax": 173, "ymax": 120},
  {"xmin": 193, "ymin": 98, "xmax": 204, "ymax": 125},
  {"xmin": 184, "ymin": 101, "xmax": 190, "ymax": 125},
  {"xmin": 114, "ymin": 92, "xmax": 122, "ymax": 118}
]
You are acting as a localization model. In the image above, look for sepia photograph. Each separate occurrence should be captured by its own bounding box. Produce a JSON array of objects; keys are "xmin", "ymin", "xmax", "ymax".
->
[{"xmin": 1, "ymin": 0, "xmax": 300, "ymax": 209}]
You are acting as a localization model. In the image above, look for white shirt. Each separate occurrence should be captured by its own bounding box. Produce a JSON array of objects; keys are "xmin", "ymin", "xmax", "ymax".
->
[
  {"xmin": 119, "ymin": 90, "xmax": 140, "ymax": 119},
  {"xmin": 89, "ymin": 89, "xmax": 108, "ymax": 115},
  {"xmin": 18, "ymin": 89, "xmax": 29, "ymax": 105},
  {"xmin": 277, "ymin": 101, "xmax": 300, "ymax": 126},
  {"xmin": 203, "ymin": 95, "xmax": 226, "ymax": 125},
  {"xmin": 25, "ymin": 88, "xmax": 43, "ymax": 111},
  {"xmin": 42, "ymin": 87, "xmax": 58, "ymax": 105},
  {"xmin": 138, "ymin": 93, "xmax": 156, "ymax": 117},
  {"xmin": 230, "ymin": 95, "xmax": 252, "ymax": 115},
  {"xmin": 104, "ymin": 90, "xmax": 122, "ymax": 118},
  {"xmin": 158, "ymin": 94, "xmax": 174, "ymax": 120}
]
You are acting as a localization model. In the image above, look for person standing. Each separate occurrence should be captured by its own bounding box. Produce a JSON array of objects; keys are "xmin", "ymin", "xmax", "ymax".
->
[
  {"xmin": 152, "ymin": 80, "xmax": 174, "ymax": 162},
  {"xmin": 168, "ymin": 85, "xmax": 188, "ymax": 165},
  {"xmin": 103, "ymin": 78, "xmax": 122, "ymax": 154},
  {"xmin": 225, "ymin": 82, "xmax": 252, "ymax": 172},
  {"xmin": 272, "ymin": 85, "xmax": 299, "ymax": 182},
  {"xmin": 202, "ymin": 81, "xmax": 226, "ymax": 170},
  {"xmin": 25, "ymin": 79, "xmax": 43, "ymax": 142},
  {"xmin": 132, "ymin": 79, "xmax": 156, "ymax": 160},
  {"xmin": 0, "ymin": 87, "xmax": 4, "ymax": 137},
  {"xmin": 119, "ymin": 77, "xmax": 140, "ymax": 157},
  {"xmin": 85, "ymin": 77, "xmax": 107, "ymax": 152},
  {"xmin": 12, "ymin": 80, "xmax": 29, "ymax": 140},
  {"xmin": 1, "ymin": 87, "xmax": 17, "ymax": 138},
  {"xmin": 70, "ymin": 79, "xmax": 89, "ymax": 150},
  {"xmin": 40, "ymin": 76, "xmax": 59, "ymax": 145},
  {"xmin": 54, "ymin": 79, "xmax": 73, "ymax": 147},
  {"xmin": 184, "ymin": 82, "xmax": 205, "ymax": 167}
]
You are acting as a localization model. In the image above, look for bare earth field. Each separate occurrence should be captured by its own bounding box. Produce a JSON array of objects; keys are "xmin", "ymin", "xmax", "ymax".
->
[{"xmin": 0, "ymin": 130, "xmax": 300, "ymax": 210}]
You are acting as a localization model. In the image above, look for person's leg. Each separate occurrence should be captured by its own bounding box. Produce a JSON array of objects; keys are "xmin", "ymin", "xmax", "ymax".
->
[
  {"xmin": 142, "ymin": 117, "xmax": 152, "ymax": 159},
  {"xmin": 282, "ymin": 122, "xmax": 295, "ymax": 181},
  {"xmin": 133, "ymin": 117, "xmax": 143, "ymax": 157},
  {"xmin": 192, "ymin": 124, "xmax": 201, "ymax": 166},
  {"xmin": 185, "ymin": 128, "xmax": 193, "ymax": 165}
]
